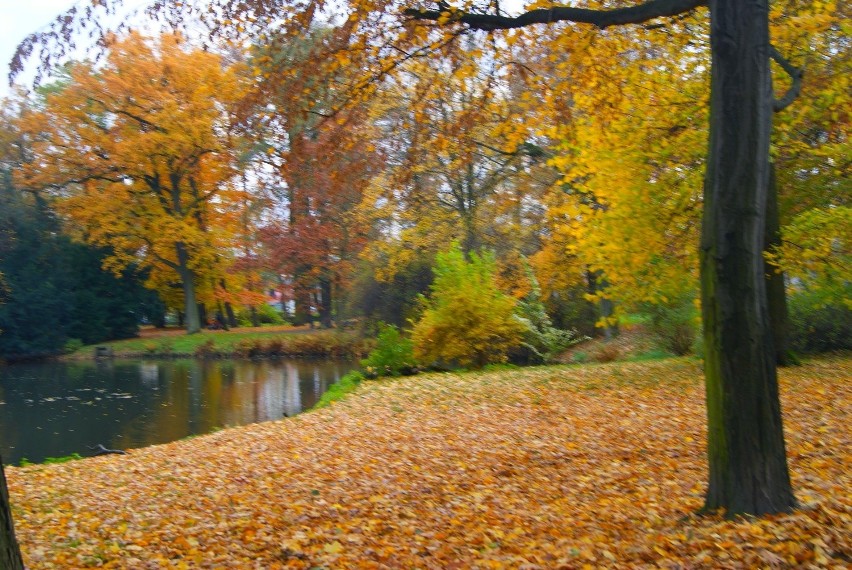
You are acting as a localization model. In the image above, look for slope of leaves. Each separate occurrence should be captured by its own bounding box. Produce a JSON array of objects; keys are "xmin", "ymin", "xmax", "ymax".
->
[{"xmin": 6, "ymin": 357, "xmax": 850, "ymax": 569}]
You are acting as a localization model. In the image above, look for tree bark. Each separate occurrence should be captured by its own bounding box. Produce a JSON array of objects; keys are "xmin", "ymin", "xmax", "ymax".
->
[
  {"xmin": 293, "ymin": 283, "xmax": 313, "ymax": 326},
  {"xmin": 220, "ymin": 280, "xmax": 238, "ymax": 328},
  {"xmin": 176, "ymin": 242, "xmax": 201, "ymax": 334},
  {"xmin": 0, "ymin": 456, "xmax": 24, "ymax": 570},
  {"xmin": 318, "ymin": 277, "xmax": 333, "ymax": 328},
  {"xmin": 700, "ymin": 0, "xmax": 795, "ymax": 515}
]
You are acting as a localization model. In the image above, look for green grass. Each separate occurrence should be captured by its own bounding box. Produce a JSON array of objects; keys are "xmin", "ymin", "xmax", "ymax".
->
[
  {"xmin": 68, "ymin": 328, "xmax": 370, "ymax": 360},
  {"xmin": 19, "ymin": 453, "xmax": 84, "ymax": 466},
  {"xmin": 313, "ymin": 371, "xmax": 366, "ymax": 409}
]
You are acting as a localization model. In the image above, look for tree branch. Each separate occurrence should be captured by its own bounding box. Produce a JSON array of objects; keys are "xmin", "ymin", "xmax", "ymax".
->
[
  {"xmin": 770, "ymin": 45, "xmax": 803, "ymax": 113},
  {"xmin": 404, "ymin": 0, "xmax": 707, "ymax": 31}
]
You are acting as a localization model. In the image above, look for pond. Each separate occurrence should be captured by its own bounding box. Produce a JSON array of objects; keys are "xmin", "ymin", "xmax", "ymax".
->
[{"xmin": 0, "ymin": 358, "xmax": 355, "ymax": 465}]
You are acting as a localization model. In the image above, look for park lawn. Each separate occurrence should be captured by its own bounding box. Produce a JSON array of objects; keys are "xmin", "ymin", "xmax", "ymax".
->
[{"xmin": 6, "ymin": 356, "xmax": 850, "ymax": 569}]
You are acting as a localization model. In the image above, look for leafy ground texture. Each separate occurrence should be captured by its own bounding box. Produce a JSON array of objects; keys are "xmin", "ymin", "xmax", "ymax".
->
[{"xmin": 7, "ymin": 356, "xmax": 850, "ymax": 569}]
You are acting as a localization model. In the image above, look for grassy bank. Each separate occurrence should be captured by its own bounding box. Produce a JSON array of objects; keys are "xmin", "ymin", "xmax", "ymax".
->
[
  {"xmin": 6, "ymin": 355, "xmax": 849, "ymax": 569},
  {"xmin": 67, "ymin": 326, "xmax": 372, "ymax": 360}
]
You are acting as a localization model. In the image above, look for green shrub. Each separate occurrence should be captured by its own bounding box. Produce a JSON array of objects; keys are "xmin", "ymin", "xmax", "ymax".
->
[
  {"xmin": 570, "ymin": 351, "xmax": 590, "ymax": 364},
  {"xmin": 63, "ymin": 338, "xmax": 85, "ymax": 354},
  {"xmin": 361, "ymin": 323, "xmax": 417, "ymax": 378},
  {"xmin": 514, "ymin": 264, "xmax": 583, "ymax": 364},
  {"xmin": 788, "ymin": 290, "xmax": 851, "ymax": 353},
  {"xmin": 411, "ymin": 245, "xmax": 526, "ymax": 368},
  {"xmin": 235, "ymin": 304, "xmax": 287, "ymax": 327},
  {"xmin": 643, "ymin": 294, "xmax": 699, "ymax": 356}
]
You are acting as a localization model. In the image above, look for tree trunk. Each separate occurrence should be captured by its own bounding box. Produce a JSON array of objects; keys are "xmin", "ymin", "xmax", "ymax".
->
[
  {"xmin": 293, "ymin": 285, "xmax": 313, "ymax": 327},
  {"xmin": 220, "ymin": 280, "xmax": 238, "ymax": 328},
  {"xmin": 0, "ymin": 457, "xmax": 24, "ymax": 570},
  {"xmin": 700, "ymin": 0, "xmax": 795, "ymax": 516},
  {"xmin": 197, "ymin": 303, "xmax": 208, "ymax": 329},
  {"xmin": 586, "ymin": 270, "xmax": 617, "ymax": 340},
  {"xmin": 175, "ymin": 242, "xmax": 201, "ymax": 334},
  {"xmin": 765, "ymin": 163, "xmax": 794, "ymax": 366},
  {"xmin": 318, "ymin": 277, "xmax": 333, "ymax": 328},
  {"xmin": 224, "ymin": 302, "xmax": 237, "ymax": 328}
]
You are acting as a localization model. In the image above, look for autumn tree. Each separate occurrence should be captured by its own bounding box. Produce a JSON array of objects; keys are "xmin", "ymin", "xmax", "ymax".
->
[
  {"xmin": 16, "ymin": 32, "xmax": 247, "ymax": 334},
  {"xmin": 358, "ymin": 46, "xmax": 557, "ymax": 311},
  {"xmin": 243, "ymin": 30, "xmax": 383, "ymax": 327},
  {"xmin": 259, "ymin": 108, "xmax": 380, "ymax": 327}
]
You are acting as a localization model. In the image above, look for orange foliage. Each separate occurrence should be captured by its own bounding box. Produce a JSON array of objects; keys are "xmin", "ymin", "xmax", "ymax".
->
[
  {"xmin": 6, "ymin": 357, "xmax": 850, "ymax": 568},
  {"xmin": 15, "ymin": 33, "xmax": 249, "ymax": 321}
]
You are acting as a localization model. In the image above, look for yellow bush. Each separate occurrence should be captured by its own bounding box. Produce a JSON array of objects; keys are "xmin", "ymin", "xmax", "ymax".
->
[{"xmin": 411, "ymin": 246, "xmax": 526, "ymax": 368}]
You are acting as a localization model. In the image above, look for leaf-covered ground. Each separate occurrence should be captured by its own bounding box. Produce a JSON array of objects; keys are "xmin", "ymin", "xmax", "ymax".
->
[{"xmin": 7, "ymin": 357, "xmax": 850, "ymax": 569}]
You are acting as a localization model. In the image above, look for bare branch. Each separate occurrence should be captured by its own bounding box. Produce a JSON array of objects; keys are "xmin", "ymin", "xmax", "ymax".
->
[{"xmin": 404, "ymin": 0, "xmax": 707, "ymax": 31}]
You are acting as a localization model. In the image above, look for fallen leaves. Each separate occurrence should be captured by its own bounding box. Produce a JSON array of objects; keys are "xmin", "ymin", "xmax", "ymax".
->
[{"xmin": 6, "ymin": 356, "xmax": 850, "ymax": 568}]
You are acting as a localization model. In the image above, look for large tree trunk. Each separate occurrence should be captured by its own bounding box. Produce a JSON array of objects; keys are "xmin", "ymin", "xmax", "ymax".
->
[
  {"xmin": 0, "ymin": 457, "xmax": 24, "ymax": 570},
  {"xmin": 176, "ymin": 242, "xmax": 201, "ymax": 334},
  {"xmin": 700, "ymin": 0, "xmax": 795, "ymax": 515}
]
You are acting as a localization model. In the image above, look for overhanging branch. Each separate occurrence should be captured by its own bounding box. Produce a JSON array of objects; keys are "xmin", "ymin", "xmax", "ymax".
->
[
  {"xmin": 404, "ymin": 0, "xmax": 707, "ymax": 31},
  {"xmin": 770, "ymin": 45, "xmax": 803, "ymax": 113}
]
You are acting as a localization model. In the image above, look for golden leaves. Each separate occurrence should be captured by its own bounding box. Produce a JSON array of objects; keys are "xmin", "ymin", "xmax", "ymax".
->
[{"xmin": 4, "ymin": 357, "xmax": 850, "ymax": 568}]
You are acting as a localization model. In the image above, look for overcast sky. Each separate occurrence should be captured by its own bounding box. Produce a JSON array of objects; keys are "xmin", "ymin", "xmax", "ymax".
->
[{"xmin": 1, "ymin": 0, "xmax": 79, "ymax": 95}]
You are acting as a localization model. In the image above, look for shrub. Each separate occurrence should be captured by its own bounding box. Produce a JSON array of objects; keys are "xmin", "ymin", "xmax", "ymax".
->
[
  {"xmin": 411, "ymin": 245, "xmax": 526, "ymax": 368},
  {"xmin": 284, "ymin": 332, "xmax": 370, "ymax": 359},
  {"xmin": 593, "ymin": 344, "xmax": 621, "ymax": 363},
  {"xmin": 571, "ymin": 351, "xmax": 590, "ymax": 364},
  {"xmin": 788, "ymin": 289, "xmax": 851, "ymax": 353},
  {"xmin": 194, "ymin": 338, "xmax": 218, "ymax": 359},
  {"xmin": 235, "ymin": 304, "xmax": 287, "ymax": 327},
  {"xmin": 233, "ymin": 338, "xmax": 263, "ymax": 358},
  {"xmin": 361, "ymin": 323, "xmax": 417, "ymax": 378},
  {"xmin": 264, "ymin": 338, "xmax": 286, "ymax": 357},
  {"xmin": 63, "ymin": 338, "xmax": 85, "ymax": 354},
  {"xmin": 514, "ymin": 264, "xmax": 583, "ymax": 364},
  {"xmin": 643, "ymin": 294, "xmax": 699, "ymax": 356}
]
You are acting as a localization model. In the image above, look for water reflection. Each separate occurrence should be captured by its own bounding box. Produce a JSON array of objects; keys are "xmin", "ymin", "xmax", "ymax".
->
[{"xmin": 0, "ymin": 358, "xmax": 353, "ymax": 464}]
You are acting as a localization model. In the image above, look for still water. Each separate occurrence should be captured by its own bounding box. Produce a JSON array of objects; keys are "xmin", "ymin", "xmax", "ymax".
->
[{"xmin": 0, "ymin": 358, "xmax": 354, "ymax": 465}]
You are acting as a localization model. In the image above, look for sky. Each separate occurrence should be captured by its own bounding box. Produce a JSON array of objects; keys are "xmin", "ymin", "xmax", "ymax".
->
[{"xmin": 0, "ymin": 0, "xmax": 78, "ymax": 95}]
